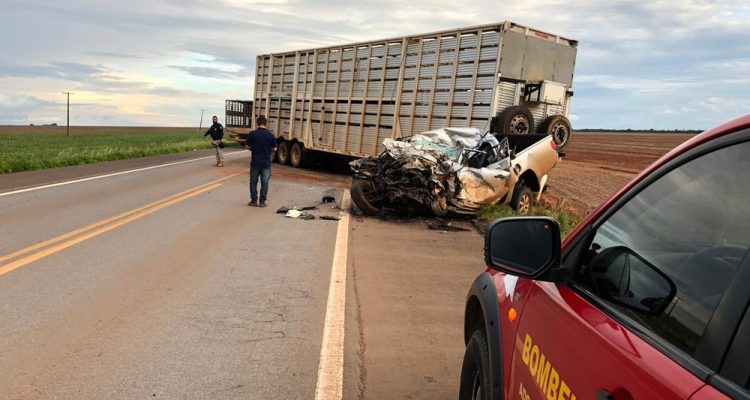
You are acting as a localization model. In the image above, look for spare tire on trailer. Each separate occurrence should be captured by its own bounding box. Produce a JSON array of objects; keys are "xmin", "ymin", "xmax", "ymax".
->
[
  {"xmin": 542, "ymin": 115, "xmax": 572, "ymax": 149},
  {"xmin": 351, "ymin": 180, "xmax": 382, "ymax": 216},
  {"xmin": 276, "ymin": 141, "xmax": 291, "ymax": 165},
  {"xmin": 495, "ymin": 106, "xmax": 534, "ymax": 135}
]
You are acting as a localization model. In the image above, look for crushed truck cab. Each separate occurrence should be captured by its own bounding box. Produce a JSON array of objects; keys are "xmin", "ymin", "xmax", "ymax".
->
[
  {"xmin": 460, "ymin": 114, "xmax": 750, "ymax": 400},
  {"xmin": 349, "ymin": 128, "xmax": 559, "ymax": 216}
]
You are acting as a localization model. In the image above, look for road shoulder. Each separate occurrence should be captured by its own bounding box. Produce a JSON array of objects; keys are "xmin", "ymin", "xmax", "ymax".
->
[
  {"xmin": 350, "ymin": 216, "xmax": 483, "ymax": 399},
  {"xmin": 0, "ymin": 148, "xmax": 246, "ymax": 193}
]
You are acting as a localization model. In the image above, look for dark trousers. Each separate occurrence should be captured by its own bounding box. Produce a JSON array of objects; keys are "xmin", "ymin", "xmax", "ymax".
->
[{"xmin": 250, "ymin": 167, "xmax": 271, "ymax": 201}]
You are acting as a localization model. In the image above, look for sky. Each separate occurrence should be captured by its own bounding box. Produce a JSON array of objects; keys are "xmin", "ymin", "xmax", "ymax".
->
[{"xmin": 0, "ymin": 0, "xmax": 748, "ymax": 129}]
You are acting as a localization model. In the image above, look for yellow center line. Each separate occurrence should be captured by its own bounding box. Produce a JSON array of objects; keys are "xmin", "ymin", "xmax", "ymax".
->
[
  {"xmin": 0, "ymin": 174, "xmax": 239, "ymax": 265},
  {"xmin": 0, "ymin": 173, "xmax": 240, "ymax": 277}
]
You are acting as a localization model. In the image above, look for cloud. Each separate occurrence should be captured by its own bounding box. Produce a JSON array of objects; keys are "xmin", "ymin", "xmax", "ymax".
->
[
  {"xmin": 1, "ymin": 0, "xmax": 748, "ymax": 128},
  {"xmin": 0, "ymin": 93, "xmax": 57, "ymax": 110},
  {"xmin": 85, "ymin": 50, "xmax": 147, "ymax": 59},
  {"xmin": 0, "ymin": 62, "xmax": 111, "ymax": 80},
  {"xmin": 168, "ymin": 66, "xmax": 246, "ymax": 79},
  {"xmin": 0, "ymin": 93, "xmax": 60, "ymax": 123},
  {"xmin": 146, "ymin": 86, "xmax": 200, "ymax": 96}
]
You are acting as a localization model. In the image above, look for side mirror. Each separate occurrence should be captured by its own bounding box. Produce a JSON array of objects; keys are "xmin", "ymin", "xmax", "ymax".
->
[
  {"xmin": 588, "ymin": 246, "xmax": 676, "ymax": 315},
  {"xmin": 484, "ymin": 217, "xmax": 562, "ymax": 279}
]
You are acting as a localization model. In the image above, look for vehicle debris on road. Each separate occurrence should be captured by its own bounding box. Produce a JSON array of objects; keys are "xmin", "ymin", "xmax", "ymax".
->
[
  {"xmin": 277, "ymin": 205, "xmax": 318, "ymax": 214},
  {"xmin": 321, "ymin": 188, "xmax": 338, "ymax": 203},
  {"xmin": 349, "ymin": 127, "xmax": 560, "ymax": 217},
  {"xmin": 425, "ymin": 219, "xmax": 471, "ymax": 232},
  {"xmin": 276, "ymin": 192, "xmax": 343, "ymax": 221}
]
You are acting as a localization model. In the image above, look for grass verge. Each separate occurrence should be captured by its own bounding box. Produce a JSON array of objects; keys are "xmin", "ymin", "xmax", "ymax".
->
[
  {"xmin": 0, "ymin": 127, "xmax": 239, "ymax": 174},
  {"xmin": 477, "ymin": 203, "xmax": 585, "ymax": 238}
]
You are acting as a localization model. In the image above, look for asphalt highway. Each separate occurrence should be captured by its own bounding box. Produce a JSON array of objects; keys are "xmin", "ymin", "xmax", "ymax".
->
[{"xmin": 0, "ymin": 151, "xmax": 352, "ymax": 399}]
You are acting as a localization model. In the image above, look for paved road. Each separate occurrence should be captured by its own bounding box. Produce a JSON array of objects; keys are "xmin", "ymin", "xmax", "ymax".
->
[
  {"xmin": 0, "ymin": 151, "xmax": 354, "ymax": 399},
  {"xmin": 0, "ymin": 150, "xmax": 487, "ymax": 400}
]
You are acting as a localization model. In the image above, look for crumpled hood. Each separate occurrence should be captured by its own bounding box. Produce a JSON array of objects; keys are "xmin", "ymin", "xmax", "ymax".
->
[{"xmin": 350, "ymin": 127, "xmax": 511, "ymax": 214}]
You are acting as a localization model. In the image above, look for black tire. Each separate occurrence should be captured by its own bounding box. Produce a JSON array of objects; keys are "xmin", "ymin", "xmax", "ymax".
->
[
  {"xmin": 290, "ymin": 142, "xmax": 307, "ymax": 168},
  {"xmin": 351, "ymin": 181, "xmax": 382, "ymax": 216},
  {"xmin": 510, "ymin": 184, "xmax": 534, "ymax": 215},
  {"xmin": 542, "ymin": 115, "xmax": 572, "ymax": 149},
  {"xmin": 277, "ymin": 141, "xmax": 291, "ymax": 165},
  {"xmin": 459, "ymin": 330, "xmax": 493, "ymax": 400},
  {"xmin": 497, "ymin": 105, "xmax": 534, "ymax": 135}
]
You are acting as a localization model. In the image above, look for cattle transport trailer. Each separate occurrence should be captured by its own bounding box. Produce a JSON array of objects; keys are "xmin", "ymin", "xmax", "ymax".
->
[
  {"xmin": 225, "ymin": 100, "xmax": 253, "ymax": 132},
  {"xmin": 252, "ymin": 21, "xmax": 577, "ymax": 167}
]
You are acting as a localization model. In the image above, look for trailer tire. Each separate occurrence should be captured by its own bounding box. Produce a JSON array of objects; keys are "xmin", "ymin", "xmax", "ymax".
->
[
  {"xmin": 351, "ymin": 181, "xmax": 382, "ymax": 216},
  {"xmin": 290, "ymin": 142, "xmax": 308, "ymax": 168},
  {"xmin": 542, "ymin": 115, "xmax": 572, "ymax": 149},
  {"xmin": 497, "ymin": 106, "xmax": 534, "ymax": 135},
  {"xmin": 277, "ymin": 141, "xmax": 291, "ymax": 165},
  {"xmin": 510, "ymin": 184, "xmax": 534, "ymax": 215}
]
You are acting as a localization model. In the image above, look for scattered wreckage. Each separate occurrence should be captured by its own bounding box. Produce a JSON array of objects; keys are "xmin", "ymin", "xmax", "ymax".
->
[
  {"xmin": 274, "ymin": 189, "xmax": 343, "ymax": 221},
  {"xmin": 349, "ymin": 127, "xmax": 560, "ymax": 216}
]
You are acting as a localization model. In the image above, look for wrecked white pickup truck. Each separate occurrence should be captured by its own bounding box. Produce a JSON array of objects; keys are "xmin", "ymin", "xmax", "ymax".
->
[{"xmin": 349, "ymin": 127, "xmax": 560, "ymax": 216}]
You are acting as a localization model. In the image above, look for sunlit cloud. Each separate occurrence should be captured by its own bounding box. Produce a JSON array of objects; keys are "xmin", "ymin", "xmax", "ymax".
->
[{"xmin": 1, "ymin": 0, "xmax": 747, "ymax": 129}]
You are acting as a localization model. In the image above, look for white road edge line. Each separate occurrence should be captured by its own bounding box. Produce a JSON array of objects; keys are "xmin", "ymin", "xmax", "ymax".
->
[
  {"xmin": 0, "ymin": 151, "xmax": 246, "ymax": 198},
  {"xmin": 314, "ymin": 190, "xmax": 351, "ymax": 400}
]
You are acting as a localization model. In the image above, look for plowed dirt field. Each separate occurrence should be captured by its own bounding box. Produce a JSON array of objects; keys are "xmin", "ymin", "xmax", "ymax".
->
[{"xmin": 544, "ymin": 132, "xmax": 696, "ymax": 214}]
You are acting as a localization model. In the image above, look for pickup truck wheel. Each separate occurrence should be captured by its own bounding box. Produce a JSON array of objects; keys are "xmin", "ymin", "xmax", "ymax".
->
[
  {"xmin": 459, "ymin": 330, "xmax": 492, "ymax": 400},
  {"xmin": 290, "ymin": 142, "xmax": 307, "ymax": 168},
  {"xmin": 511, "ymin": 184, "xmax": 534, "ymax": 215},
  {"xmin": 542, "ymin": 115, "xmax": 572, "ymax": 149},
  {"xmin": 351, "ymin": 180, "xmax": 382, "ymax": 216},
  {"xmin": 498, "ymin": 106, "xmax": 534, "ymax": 135},
  {"xmin": 277, "ymin": 141, "xmax": 291, "ymax": 165}
]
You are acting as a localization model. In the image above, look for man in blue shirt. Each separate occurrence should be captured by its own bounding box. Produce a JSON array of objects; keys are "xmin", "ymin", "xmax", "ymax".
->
[{"xmin": 244, "ymin": 115, "xmax": 277, "ymax": 207}]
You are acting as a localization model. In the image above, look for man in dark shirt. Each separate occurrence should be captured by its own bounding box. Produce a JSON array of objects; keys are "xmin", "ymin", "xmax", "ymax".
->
[
  {"xmin": 203, "ymin": 115, "xmax": 224, "ymax": 167},
  {"xmin": 244, "ymin": 115, "xmax": 277, "ymax": 207}
]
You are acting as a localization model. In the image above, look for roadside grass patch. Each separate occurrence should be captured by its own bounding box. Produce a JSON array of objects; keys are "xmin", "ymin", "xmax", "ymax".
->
[
  {"xmin": 477, "ymin": 203, "xmax": 584, "ymax": 238},
  {"xmin": 0, "ymin": 127, "xmax": 240, "ymax": 174}
]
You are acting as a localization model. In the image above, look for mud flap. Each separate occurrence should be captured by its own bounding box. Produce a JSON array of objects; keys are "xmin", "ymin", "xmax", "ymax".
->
[{"xmin": 537, "ymin": 174, "xmax": 548, "ymax": 202}]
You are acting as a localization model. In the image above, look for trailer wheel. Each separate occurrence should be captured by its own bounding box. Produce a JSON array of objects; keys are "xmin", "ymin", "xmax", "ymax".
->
[
  {"xmin": 290, "ymin": 142, "xmax": 308, "ymax": 168},
  {"xmin": 498, "ymin": 106, "xmax": 534, "ymax": 135},
  {"xmin": 510, "ymin": 184, "xmax": 534, "ymax": 215},
  {"xmin": 277, "ymin": 141, "xmax": 291, "ymax": 165},
  {"xmin": 542, "ymin": 115, "xmax": 572, "ymax": 149},
  {"xmin": 351, "ymin": 180, "xmax": 382, "ymax": 216}
]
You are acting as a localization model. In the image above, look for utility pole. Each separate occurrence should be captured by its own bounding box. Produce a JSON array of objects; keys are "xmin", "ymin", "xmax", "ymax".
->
[
  {"xmin": 198, "ymin": 109, "xmax": 206, "ymax": 133},
  {"xmin": 62, "ymin": 91, "xmax": 74, "ymax": 136}
]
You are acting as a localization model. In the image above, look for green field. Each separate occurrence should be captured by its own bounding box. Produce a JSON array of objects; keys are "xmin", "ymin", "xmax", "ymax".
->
[
  {"xmin": 477, "ymin": 204, "xmax": 584, "ymax": 238},
  {"xmin": 0, "ymin": 126, "xmax": 239, "ymax": 174}
]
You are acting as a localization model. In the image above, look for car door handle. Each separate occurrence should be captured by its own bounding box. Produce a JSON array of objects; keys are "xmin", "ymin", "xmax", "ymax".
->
[{"xmin": 596, "ymin": 389, "xmax": 614, "ymax": 400}]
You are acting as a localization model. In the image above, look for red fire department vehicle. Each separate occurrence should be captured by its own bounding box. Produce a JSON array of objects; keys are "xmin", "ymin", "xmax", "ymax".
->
[{"xmin": 461, "ymin": 115, "xmax": 750, "ymax": 400}]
